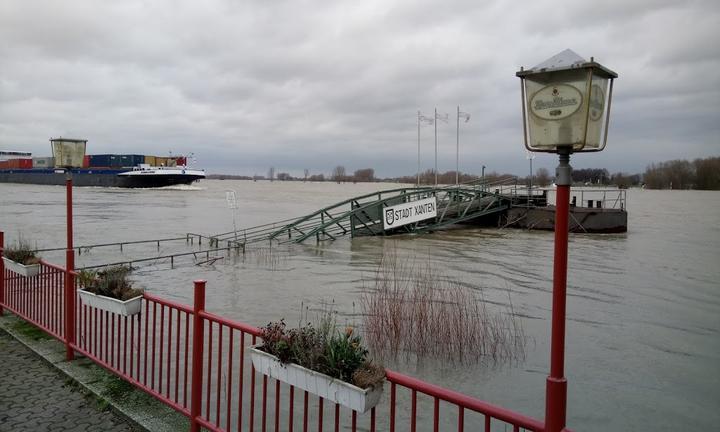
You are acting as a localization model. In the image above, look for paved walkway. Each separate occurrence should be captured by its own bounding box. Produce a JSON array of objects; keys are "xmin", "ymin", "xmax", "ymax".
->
[{"xmin": 0, "ymin": 331, "xmax": 136, "ymax": 432}]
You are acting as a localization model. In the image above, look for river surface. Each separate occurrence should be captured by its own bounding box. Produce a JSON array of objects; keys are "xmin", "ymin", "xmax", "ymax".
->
[{"xmin": 1, "ymin": 180, "xmax": 719, "ymax": 431}]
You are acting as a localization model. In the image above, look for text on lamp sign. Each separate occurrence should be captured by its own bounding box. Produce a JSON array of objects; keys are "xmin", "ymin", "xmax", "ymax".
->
[
  {"xmin": 530, "ymin": 84, "xmax": 582, "ymax": 120},
  {"xmin": 383, "ymin": 197, "xmax": 437, "ymax": 230}
]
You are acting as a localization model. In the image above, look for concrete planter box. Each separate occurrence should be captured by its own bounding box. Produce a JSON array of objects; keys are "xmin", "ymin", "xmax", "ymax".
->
[
  {"xmin": 78, "ymin": 289, "xmax": 142, "ymax": 316},
  {"xmin": 248, "ymin": 345, "xmax": 383, "ymax": 413},
  {"xmin": 2, "ymin": 257, "xmax": 40, "ymax": 277}
]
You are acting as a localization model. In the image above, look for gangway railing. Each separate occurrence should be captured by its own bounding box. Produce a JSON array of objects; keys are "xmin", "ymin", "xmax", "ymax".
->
[
  {"xmin": 76, "ymin": 245, "xmax": 238, "ymax": 271},
  {"xmin": 570, "ymin": 188, "xmax": 627, "ymax": 210},
  {"xmin": 238, "ymin": 176, "xmax": 521, "ymax": 244},
  {"xmin": 33, "ymin": 236, "xmax": 190, "ymax": 255},
  {"xmin": 28, "ymin": 178, "xmax": 523, "ymax": 269}
]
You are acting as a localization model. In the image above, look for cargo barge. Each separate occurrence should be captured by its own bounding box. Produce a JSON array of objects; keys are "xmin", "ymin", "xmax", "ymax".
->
[
  {"xmin": 0, "ymin": 138, "xmax": 205, "ymax": 188},
  {"xmin": 0, "ymin": 166, "xmax": 205, "ymax": 188}
]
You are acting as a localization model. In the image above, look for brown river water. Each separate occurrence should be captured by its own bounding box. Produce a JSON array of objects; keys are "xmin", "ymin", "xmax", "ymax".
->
[{"xmin": 1, "ymin": 180, "xmax": 719, "ymax": 431}]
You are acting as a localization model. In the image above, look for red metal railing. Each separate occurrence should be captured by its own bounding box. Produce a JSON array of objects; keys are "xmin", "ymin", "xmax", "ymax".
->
[
  {"xmin": 1, "ymin": 235, "xmax": 545, "ymax": 431},
  {"xmin": 1, "ymin": 261, "xmax": 66, "ymax": 340},
  {"xmin": 73, "ymin": 291, "xmax": 195, "ymax": 417}
]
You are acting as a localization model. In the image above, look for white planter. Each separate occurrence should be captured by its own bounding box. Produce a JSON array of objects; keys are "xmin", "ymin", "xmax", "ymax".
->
[
  {"xmin": 2, "ymin": 257, "xmax": 41, "ymax": 277},
  {"xmin": 78, "ymin": 289, "xmax": 142, "ymax": 316},
  {"xmin": 248, "ymin": 345, "xmax": 383, "ymax": 413}
]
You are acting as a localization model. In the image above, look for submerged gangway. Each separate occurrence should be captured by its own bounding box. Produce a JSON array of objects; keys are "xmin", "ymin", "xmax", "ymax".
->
[
  {"xmin": 26, "ymin": 178, "xmax": 523, "ymax": 271},
  {"xmin": 202, "ymin": 176, "xmax": 522, "ymax": 248}
]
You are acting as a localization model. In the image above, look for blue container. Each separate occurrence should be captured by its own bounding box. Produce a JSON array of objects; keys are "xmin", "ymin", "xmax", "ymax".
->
[
  {"xmin": 109, "ymin": 155, "xmax": 122, "ymax": 167},
  {"xmin": 119, "ymin": 154, "xmax": 144, "ymax": 167},
  {"xmin": 89, "ymin": 154, "xmax": 113, "ymax": 167}
]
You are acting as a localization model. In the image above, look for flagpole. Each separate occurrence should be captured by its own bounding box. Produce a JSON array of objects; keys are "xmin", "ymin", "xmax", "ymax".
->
[
  {"xmin": 434, "ymin": 107, "xmax": 438, "ymax": 187},
  {"xmin": 417, "ymin": 111, "xmax": 421, "ymax": 188},
  {"xmin": 456, "ymin": 106, "xmax": 460, "ymax": 186}
]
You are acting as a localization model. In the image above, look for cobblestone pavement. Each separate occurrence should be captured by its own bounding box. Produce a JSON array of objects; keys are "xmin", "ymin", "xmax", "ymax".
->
[{"xmin": 0, "ymin": 332, "xmax": 136, "ymax": 432}]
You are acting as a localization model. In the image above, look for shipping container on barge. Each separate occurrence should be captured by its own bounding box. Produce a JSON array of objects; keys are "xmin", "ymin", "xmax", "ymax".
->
[{"xmin": 0, "ymin": 138, "xmax": 205, "ymax": 188}]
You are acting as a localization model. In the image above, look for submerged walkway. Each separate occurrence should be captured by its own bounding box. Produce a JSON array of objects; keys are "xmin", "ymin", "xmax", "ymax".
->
[{"xmin": 0, "ymin": 331, "xmax": 135, "ymax": 432}]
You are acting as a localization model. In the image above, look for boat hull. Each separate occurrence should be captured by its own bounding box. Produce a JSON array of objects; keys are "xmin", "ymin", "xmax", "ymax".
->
[{"xmin": 0, "ymin": 169, "xmax": 203, "ymax": 188}]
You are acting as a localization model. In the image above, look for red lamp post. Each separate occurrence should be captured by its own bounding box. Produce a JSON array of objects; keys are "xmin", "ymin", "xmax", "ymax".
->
[
  {"xmin": 51, "ymin": 137, "xmax": 87, "ymax": 361},
  {"xmin": 517, "ymin": 50, "xmax": 617, "ymax": 432},
  {"xmin": 65, "ymin": 170, "xmax": 76, "ymax": 361}
]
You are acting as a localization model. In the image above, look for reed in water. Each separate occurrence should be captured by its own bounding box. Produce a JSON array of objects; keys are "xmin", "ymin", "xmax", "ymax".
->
[{"xmin": 361, "ymin": 250, "xmax": 525, "ymax": 364}]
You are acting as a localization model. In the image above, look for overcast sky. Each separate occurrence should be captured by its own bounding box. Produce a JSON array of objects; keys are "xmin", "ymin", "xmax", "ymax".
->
[{"xmin": 1, "ymin": 0, "xmax": 718, "ymax": 177}]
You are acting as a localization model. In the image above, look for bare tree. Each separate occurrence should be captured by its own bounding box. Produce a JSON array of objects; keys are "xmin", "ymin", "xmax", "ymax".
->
[
  {"xmin": 353, "ymin": 168, "xmax": 375, "ymax": 183},
  {"xmin": 331, "ymin": 165, "xmax": 346, "ymax": 183},
  {"xmin": 694, "ymin": 157, "xmax": 720, "ymax": 190},
  {"xmin": 644, "ymin": 159, "xmax": 695, "ymax": 189},
  {"xmin": 304, "ymin": 168, "xmax": 309, "ymax": 182},
  {"xmin": 267, "ymin": 167, "xmax": 275, "ymax": 182},
  {"xmin": 535, "ymin": 167, "xmax": 551, "ymax": 186}
]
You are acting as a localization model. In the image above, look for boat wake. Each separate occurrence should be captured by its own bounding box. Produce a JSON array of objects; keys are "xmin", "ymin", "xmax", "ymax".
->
[{"xmin": 157, "ymin": 184, "xmax": 205, "ymax": 191}]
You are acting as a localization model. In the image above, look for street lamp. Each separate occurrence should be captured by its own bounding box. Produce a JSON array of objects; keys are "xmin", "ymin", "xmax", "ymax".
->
[
  {"xmin": 516, "ymin": 49, "xmax": 617, "ymax": 432},
  {"xmin": 481, "ymin": 165, "xmax": 486, "ymax": 190},
  {"xmin": 50, "ymin": 137, "xmax": 87, "ymax": 361},
  {"xmin": 526, "ymin": 150, "xmax": 535, "ymax": 205}
]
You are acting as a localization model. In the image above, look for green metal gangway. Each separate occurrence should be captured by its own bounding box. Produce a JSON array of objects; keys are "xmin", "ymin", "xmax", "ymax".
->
[{"xmin": 203, "ymin": 176, "xmax": 522, "ymax": 248}]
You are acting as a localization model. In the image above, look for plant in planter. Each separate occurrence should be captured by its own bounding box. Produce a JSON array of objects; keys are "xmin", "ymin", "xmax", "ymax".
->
[
  {"xmin": 2, "ymin": 237, "xmax": 41, "ymax": 277},
  {"xmin": 249, "ymin": 318, "xmax": 386, "ymax": 413},
  {"xmin": 78, "ymin": 266, "xmax": 144, "ymax": 316}
]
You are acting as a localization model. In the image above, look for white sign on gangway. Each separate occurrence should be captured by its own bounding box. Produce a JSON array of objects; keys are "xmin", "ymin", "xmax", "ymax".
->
[
  {"xmin": 383, "ymin": 197, "xmax": 437, "ymax": 230},
  {"xmin": 225, "ymin": 191, "xmax": 238, "ymax": 209},
  {"xmin": 226, "ymin": 190, "xmax": 238, "ymax": 238}
]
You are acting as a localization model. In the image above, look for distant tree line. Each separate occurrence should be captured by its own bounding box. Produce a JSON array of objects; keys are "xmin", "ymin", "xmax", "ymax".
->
[
  {"xmin": 518, "ymin": 167, "xmax": 552, "ymax": 187},
  {"xmin": 572, "ymin": 168, "xmax": 610, "ymax": 185},
  {"xmin": 330, "ymin": 166, "xmax": 375, "ymax": 183},
  {"xmin": 390, "ymin": 169, "xmax": 480, "ymax": 185},
  {"xmin": 208, "ymin": 156, "xmax": 719, "ymax": 190},
  {"xmin": 643, "ymin": 157, "xmax": 720, "ymax": 190}
]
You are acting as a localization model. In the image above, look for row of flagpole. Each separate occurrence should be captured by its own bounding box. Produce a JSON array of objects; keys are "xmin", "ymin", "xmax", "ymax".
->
[{"xmin": 417, "ymin": 107, "xmax": 470, "ymax": 187}]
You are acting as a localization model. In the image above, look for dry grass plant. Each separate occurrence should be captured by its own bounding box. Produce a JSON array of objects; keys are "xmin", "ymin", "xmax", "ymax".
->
[
  {"xmin": 360, "ymin": 251, "xmax": 525, "ymax": 365},
  {"xmin": 241, "ymin": 246, "xmax": 289, "ymax": 270}
]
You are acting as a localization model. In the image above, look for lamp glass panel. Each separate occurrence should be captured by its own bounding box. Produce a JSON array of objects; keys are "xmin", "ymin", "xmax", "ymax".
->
[
  {"xmin": 524, "ymin": 68, "xmax": 589, "ymax": 151},
  {"xmin": 584, "ymin": 73, "xmax": 609, "ymax": 150}
]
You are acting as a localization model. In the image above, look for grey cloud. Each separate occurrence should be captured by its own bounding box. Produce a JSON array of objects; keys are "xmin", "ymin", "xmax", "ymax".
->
[{"xmin": 1, "ymin": 0, "xmax": 718, "ymax": 178}]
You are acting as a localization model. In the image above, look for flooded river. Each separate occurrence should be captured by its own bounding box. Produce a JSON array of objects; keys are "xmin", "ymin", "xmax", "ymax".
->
[{"xmin": 1, "ymin": 180, "xmax": 718, "ymax": 431}]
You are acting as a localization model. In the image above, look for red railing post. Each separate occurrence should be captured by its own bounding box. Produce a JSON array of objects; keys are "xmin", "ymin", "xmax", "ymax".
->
[
  {"xmin": 65, "ymin": 174, "xmax": 76, "ymax": 361},
  {"xmin": 189, "ymin": 280, "xmax": 207, "ymax": 432},
  {"xmin": 64, "ymin": 249, "xmax": 76, "ymax": 360},
  {"xmin": 0, "ymin": 231, "xmax": 5, "ymax": 316},
  {"xmin": 545, "ymin": 150, "xmax": 571, "ymax": 432}
]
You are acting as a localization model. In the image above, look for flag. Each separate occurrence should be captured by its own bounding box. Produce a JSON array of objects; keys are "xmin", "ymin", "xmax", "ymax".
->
[{"xmin": 418, "ymin": 112, "xmax": 434, "ymax": 125}]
